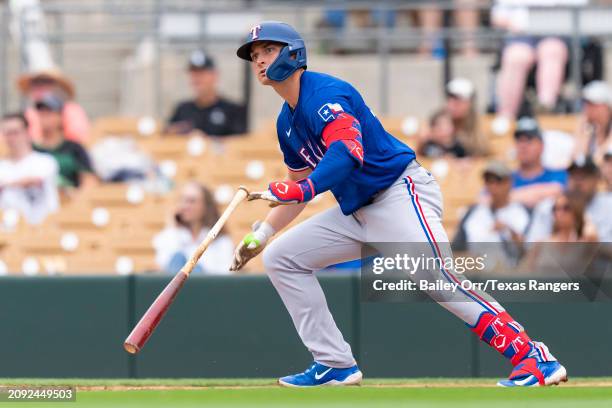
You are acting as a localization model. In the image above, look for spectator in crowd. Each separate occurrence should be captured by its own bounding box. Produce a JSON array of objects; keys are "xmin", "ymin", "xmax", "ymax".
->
[
  {"xmin": 574, "ymin": 81, "xmax": 612, "ymax": 165},
  {"xmin": 32, "ymin": 94, "xmax": 97, "ymax": 190},
  {"xmin": 492, "ymin": 1, "xmax": 569, "ymax": 119},
  {"xmin": 547, "ymin": 192, "xmax": 595, "ymax": 242},
  {"xmin": 167, "ymin": 50, "xmax": 247, "ymax": 136},
  {"xmin": 17, "ymin": 69, "xmax": 90, "ymax": 143},
  {"xmin": 0, "ymin": 113, "xmax": 59, "ymax": 224},
  {"xmin": 527, "ymin": 157, "xmax": 611, "ymax": 243},
  {"xmin": 153, "ymin": 182, "xmax": 234, "ymax": 274},
  {"xmin": 419, "ymin": 109, "xmax": 467, "ymax": 158},
  {"xmin": 452, "ymin": 161, "xmax": 529, "ymax": 264},
  {"xmin": 445, "ymin": 78, "xmax": 489, "ymax": 156},
  {"xmin": 521, "ymin": 191, "xmax": 597, "ymax": 276},
  {"xmin": 511, "ymin": 117, "xmax": 567, "ymax": 208}
]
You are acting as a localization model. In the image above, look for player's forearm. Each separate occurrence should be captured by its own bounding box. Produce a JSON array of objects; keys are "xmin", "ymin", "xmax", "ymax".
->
[
  {"xmin": 266, "ymin": 145, "xmax": 359, "ymax": 204},
  {"xmin": 264, "ymin": 202, "xmax": 308, "ymax": 233},
  {"xmin": 309, "ymin": 142, "xmax": 360, "ymax": 195},
  {"xmin": 510, "ymin": 183, "xmax": 563, "ymax": 207}
]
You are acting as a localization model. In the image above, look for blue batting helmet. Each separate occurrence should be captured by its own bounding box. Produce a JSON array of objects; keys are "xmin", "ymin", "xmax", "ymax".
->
[{"xmin": 236, "ymin": 21, "xmax": 307, "ymax": 82}]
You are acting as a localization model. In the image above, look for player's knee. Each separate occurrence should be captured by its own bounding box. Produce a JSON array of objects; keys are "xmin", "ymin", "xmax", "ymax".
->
[
  {"xmin": 262, "ymin": 246, "xmax": 275, "ymax": 272},
  {"xmin": 263, "ymin": 237, "xmax": 297, "ymax": 274},
  {"xmin": 262, "ymin": 239, "xmax": 284, "ymax": 273}
]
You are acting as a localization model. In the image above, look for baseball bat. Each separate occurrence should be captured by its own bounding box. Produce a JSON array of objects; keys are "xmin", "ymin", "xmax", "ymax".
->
[{"xmin": 123, "ymin": 186, "xmax": 249, "ymax": 354}]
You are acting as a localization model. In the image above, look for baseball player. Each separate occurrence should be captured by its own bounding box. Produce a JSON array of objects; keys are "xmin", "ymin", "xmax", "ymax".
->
[{"xmin": 230, "ymin": 21, "xmax": 567, "ymax": 387}]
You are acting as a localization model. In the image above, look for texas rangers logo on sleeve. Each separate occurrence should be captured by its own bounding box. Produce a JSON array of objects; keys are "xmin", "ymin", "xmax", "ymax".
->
[{"xmin": 317, "ymin": 103, "xmax": 344, "ymax": 122}]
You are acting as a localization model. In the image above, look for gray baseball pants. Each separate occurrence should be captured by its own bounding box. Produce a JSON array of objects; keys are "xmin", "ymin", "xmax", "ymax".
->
[{"xmin": 262, "ymin": 161, "xmax": 505, "ymax": 368}]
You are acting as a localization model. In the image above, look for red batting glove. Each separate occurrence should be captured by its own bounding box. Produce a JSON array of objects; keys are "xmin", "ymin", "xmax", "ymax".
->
[{"xmin": 268, "ymin": 179, "xmax": 315, "ymax": 204}]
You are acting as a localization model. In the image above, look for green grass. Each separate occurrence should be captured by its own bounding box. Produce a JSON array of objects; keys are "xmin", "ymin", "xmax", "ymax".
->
[{"xmin": 0, "ymin": 378, "xmax": 611, "ymax": 408}]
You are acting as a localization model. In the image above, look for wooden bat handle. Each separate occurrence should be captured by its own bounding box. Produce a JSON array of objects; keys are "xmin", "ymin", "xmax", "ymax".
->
[
  {"xmin": 180, "ymin": 186, "xmax": 249, "ymax": 277},
  {"xmin": 123, "ymin": 186, "xmax": 249, "ymax": 354}
]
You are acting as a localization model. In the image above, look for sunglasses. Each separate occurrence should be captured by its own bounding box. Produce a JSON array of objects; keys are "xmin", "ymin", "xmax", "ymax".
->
[
  {"xmin": 31, "ymin": 78, "xmax": 57, "ymax": 87},
  {"xmin": 34, "ymin": 103, "xmax": 62, "ymax": 112},
  {"xmin": 483, "ymin": 175, "xmax": 506, "ymax": 183},
  {"xmin": 553, "ymin": 204, "xmax": 571, "ymax": 213}
]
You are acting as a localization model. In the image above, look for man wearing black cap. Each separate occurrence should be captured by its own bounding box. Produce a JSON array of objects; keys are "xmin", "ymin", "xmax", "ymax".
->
[
  {"xmin": 527, "ymin": 157, "xmax": 611, "ymax": 242},
  {"xmin": 166, "ymin": 50, "xmax": 247, "ymax": 136},
  {"xmin": 33, "ymin": 93, "xmax": 97, "ymax": 190},
  {"xmin": 511, "ymin": 117, "xmax": 567, "ymax": 208}
]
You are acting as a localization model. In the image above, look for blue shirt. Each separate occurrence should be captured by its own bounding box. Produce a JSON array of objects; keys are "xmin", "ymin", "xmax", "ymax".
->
[
  {"xmin": 511, "ymin": 168, "xmax": 568, "ymax": 189},
  {"xmin": 276, "ymin": 71, "xmax": 415, "ymax": 214}
]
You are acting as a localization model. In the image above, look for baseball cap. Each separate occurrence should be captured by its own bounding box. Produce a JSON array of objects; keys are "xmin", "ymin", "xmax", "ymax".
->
[
  {"xmin": 582, "ymin": 81, "xmax": 612, "ymax": 106},
  {"xmin": 567, "ymin": 155, "xmax": 599, "ymax": 175},
  {"xmin": 482, "ymin": 161, "xmax": 512, "ymax": 179},
  {"xmin": 514, "ymin": 116, "xmax": 542, "ymax": 140},
  {"xmin": 188, "ymin": 50, "xmax": 215, "ymax": 71},
  {"xmin": 34, "ymin": 93, "xmax": 64, "ymax": 112},
  {"xmin": 446, "ymin": 78, "xmax": 475, "ymax": 100}
]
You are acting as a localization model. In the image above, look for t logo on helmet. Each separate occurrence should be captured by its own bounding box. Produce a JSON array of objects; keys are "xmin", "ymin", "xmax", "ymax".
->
[{"xmin": 250, "ymin": 25, "xmax": 262, "ymax": 40}]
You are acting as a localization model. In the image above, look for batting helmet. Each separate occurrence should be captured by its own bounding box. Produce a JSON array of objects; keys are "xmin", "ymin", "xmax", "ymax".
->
[{"xmin": 236, "ymin": 21, "xmax": 307, "ymax": 82}]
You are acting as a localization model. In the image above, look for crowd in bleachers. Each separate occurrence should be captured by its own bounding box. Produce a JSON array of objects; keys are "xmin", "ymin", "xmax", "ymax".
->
[
  {"xmin": 0, "ymin": 2, "xmax": 611, "ymax": 276},
  {"xmin": 422, "ymin": 78, "xmax": 612, "ymax": 259},
  {"xmin": 0, "ymin": 49, "xmax": 250, "ymax": 275}
]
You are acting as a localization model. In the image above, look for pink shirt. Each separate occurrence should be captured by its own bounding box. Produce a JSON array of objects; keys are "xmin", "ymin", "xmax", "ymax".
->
[{"xmin": 26, "ymin": 101, "xmax": 90, "ymax": 143}]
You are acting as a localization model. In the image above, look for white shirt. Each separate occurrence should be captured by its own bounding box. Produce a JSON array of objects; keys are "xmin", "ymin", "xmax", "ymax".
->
[
  {"xmin": 463, "ymin": 202, "xmax": 531, "ymax": 243},
  {"xmin": 153, "ymin": 226, "xmax": 234, "ymax": 275},
  {"xmin": 0, "ymin": 151, "xmax": 59, "ymax": 224},
  {"xmin": 461, "ymin": 202, "xmax": 531, "ymax": 271}
]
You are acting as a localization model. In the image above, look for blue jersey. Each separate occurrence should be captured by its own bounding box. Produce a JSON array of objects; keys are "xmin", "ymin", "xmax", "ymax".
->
[
  {"xmin": 276, "ymin": 71, "xmax": 416, "ymax": 214},
  {"xmin": 512, "ymin": 168, "xmax": 568, "ymax": 189}
]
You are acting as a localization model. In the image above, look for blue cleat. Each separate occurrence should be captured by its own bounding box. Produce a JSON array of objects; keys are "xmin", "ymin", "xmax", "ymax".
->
[
  {"xmin": 278, "ymin": 362, "xmax": 363, "ymax": 387},
  {"xmin": 498, "ymin": 358, "xmax": 568, "ymax": 387}
]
